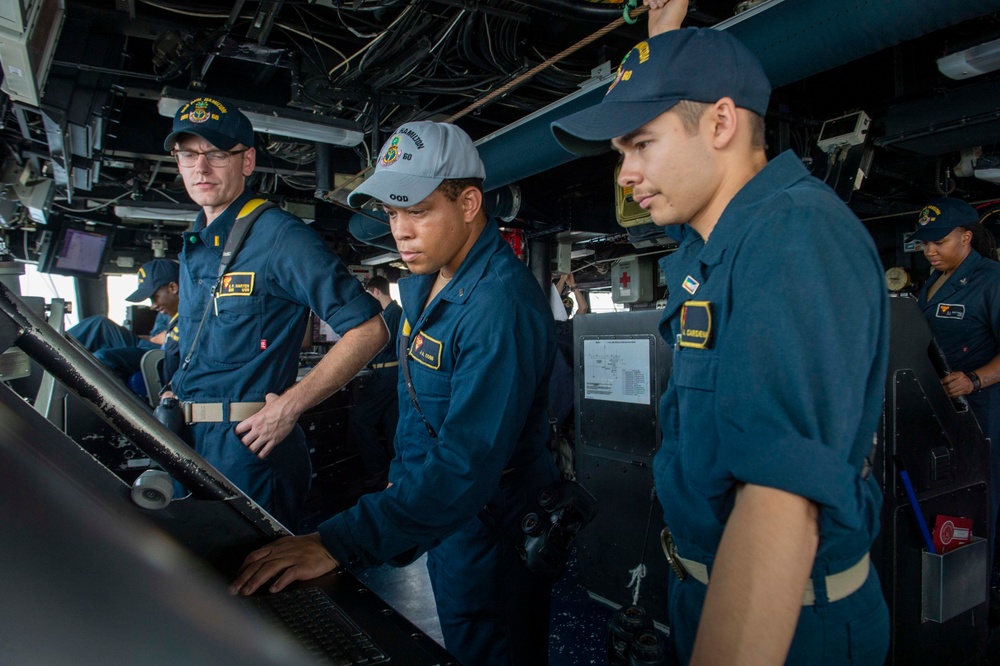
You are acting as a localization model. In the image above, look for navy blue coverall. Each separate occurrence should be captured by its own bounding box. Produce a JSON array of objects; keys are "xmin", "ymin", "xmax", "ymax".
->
[
  {"xmin": 69, "ymin": 313, "xmax": 170, "ymax": 381},
  {"xmin": 917, "ymin": 249, "xmax": 1000, "ymax": 539},
  {"xmin": 318, "ymin": 220, "xmax": 559, "ymax": 665},
  {"xmin": 654, "ymin": 151, "xmax": 891, "ymax": 664},
  {"xmin": 172, "ymin": 190, "xmax": 381, "ymax": 530}
]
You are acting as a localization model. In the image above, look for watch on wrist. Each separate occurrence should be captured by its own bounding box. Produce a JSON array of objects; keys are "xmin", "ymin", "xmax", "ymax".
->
[{"xmin": 965, "ymin": 371, "xmax": 982, "ymax": 392}]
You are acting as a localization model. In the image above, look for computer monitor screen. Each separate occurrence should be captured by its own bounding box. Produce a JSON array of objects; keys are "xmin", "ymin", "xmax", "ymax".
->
[{"xmin": 39, "ymin": 225, "xmax": 112, "ymax": 279}]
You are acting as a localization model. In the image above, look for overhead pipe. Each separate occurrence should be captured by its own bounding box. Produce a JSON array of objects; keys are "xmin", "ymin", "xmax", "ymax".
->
[
  {"xmin": 478, "ymin": 0, "xmax": 1000, "ymax": 192},
  {"xmin": 531, "ymin": 0, "xmax": 627, "ymax": 21}
]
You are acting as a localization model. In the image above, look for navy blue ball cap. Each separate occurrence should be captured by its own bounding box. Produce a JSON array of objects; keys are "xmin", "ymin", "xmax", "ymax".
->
[
  {"xmin": 551, "ymin": 28, "xmax": 771, "ymax": 156},
  {"xmin": 908, "ymin": 198, "xmax": 981, "ymax": 243},
  {"xmin": 126, "ymin": 259, "xmax": 179, "ymax": 303},
  {"xmin": 163, "ymin": 97, "xmax": 255, "ymax": 151}
]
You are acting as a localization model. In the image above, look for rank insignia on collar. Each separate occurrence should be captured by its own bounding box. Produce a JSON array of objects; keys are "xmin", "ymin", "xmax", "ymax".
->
[
  {"xmin": 682, "ymin": 275, "xmax": 700, "ymax": 295},
  {"xmin": 679, "ymin": 301, "xmax": 714, "ymax": 349},
  {"xmin": 960, "ymin": 278, "xmax": 968, "ymax": 285}
]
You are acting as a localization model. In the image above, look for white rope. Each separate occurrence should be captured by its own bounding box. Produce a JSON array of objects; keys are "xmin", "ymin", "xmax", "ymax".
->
[{"xmin": 627, "ymin": 563, "xmax": 647, "ymax": 606}]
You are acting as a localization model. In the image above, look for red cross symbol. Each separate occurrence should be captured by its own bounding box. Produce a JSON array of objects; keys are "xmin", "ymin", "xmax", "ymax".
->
[{"xmin": 619, "ymin": 271, "xmax": 631, "ymax": 289}]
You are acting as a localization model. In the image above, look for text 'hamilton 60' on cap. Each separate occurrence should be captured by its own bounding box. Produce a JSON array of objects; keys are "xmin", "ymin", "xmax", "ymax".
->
[
  {"xmin": 126, "ymin": 259, "xmax": 179, "ymax": 303},
  {"xmin": 907, "ymin": 198, "xmax": 981, "ymax": 243},
  {"xmin": 551, "ymin": 28, "xmax": 771, "ymax": 156},
  {"xmin": 347, "ymin": 121, "xmax": 486, "ymax": 208},
  {"xmin": 163, "ymin": 97, "xmax": 255, "ymax": 152}
]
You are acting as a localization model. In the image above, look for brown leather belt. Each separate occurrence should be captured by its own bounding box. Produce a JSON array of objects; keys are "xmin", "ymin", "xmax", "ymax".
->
[{"xmin": 181, "ymin": 401, "xmax": 265, "ymax": 424}]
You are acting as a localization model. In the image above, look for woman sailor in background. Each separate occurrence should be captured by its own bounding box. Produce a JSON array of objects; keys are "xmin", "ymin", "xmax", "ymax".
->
[{"xmin": 914, "ymin": 197, "xmax": 1000, "ymax": 549}]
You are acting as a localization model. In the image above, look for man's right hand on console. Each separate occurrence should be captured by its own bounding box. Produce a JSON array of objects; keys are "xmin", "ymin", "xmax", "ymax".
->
[{"xmin": 229, "ymin": 533, "xmax": 340, "ymax": 596}]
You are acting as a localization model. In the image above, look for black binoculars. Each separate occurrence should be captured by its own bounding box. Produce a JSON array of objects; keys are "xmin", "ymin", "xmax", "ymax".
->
[
  {"xmin": 517, "ymin": 480, "xmax": 598, "ymax": 581},
  {"xmin": 607, "ymin": 604, "xmax": 669, "ymax": 666}
]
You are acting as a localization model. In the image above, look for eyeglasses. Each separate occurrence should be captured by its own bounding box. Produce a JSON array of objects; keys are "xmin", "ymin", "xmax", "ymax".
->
[{"xmin": 171, "ymin": 148, "xmax": 249, "ymax": 168}]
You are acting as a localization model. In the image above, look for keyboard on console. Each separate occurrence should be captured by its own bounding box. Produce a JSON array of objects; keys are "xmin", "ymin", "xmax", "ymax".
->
[{"xmin": 250, "ymin": 586, "xmax": 390, "ymax": 665}]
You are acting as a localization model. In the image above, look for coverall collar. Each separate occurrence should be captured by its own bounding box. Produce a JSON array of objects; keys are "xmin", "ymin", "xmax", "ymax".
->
[
  {"xmin": 925, "ymin": 248, "xmax": 985, "ymax": 305},
  {"xmin": 659, "ymin": 151, "xmax": 810, "ymax": 323},
  {"xmin": 192, "ymin": 188, "xmax": 256, "ymax": 233},
  {"xmin": 399, "ymin": 218, "xmax": 502, "ymax": 327},
  {"xmin": 699, "ymin": 150, "xmax": 809, "ymax": 268},
  {"xmin": 185, "ymin": 189, "xmax": 257, "ymax": 263}
]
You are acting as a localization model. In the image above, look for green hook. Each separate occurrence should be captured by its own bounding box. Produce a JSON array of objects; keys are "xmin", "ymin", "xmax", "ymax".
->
[{"xmin": 623, "ymin": 0, "xmax": 639, "ymax": 24}]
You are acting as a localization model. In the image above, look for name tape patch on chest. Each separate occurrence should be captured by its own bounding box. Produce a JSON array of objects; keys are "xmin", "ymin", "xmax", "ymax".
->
[
  {"xmin": 218, "ymin": 272, "xmax": 255, "ymax": 297},
  {"xmin": 936, "ymin": 303, "xmax": 965, "ymax": 320},
  {"xmin": 679, "ymin": 301, "xmax": 714, "ymax": 349},
  {"xmin": 410, "ymin": 331, "xmax": 443, "ymax": 369}
]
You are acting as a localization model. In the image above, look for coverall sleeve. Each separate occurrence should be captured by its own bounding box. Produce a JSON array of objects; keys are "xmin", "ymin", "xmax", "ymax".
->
[
  {"xmin": 264, "ymin": 216, "xmax": 382, "ymax": 335},
  {"xmin": 713, "ymin": 199, "xmax": 887, "ymax": 537}
]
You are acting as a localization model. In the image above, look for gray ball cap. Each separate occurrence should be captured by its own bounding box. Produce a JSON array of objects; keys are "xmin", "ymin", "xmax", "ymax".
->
[{"xmin": 348, "ymin": 121, "xmax": 486, "ymax": 208}]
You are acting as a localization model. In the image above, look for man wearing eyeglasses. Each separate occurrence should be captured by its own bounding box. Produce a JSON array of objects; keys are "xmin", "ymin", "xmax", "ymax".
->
[{"xmin": 162, "ymin": 97, "xmax": 388, "ymax": 531}]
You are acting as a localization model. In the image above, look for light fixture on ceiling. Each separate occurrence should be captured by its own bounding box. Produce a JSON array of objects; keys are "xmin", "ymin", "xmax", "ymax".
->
[
  {"xmin": 157, "ymin": 88, "xmax": 365, "ymax": 147},
  {"xmin": 937, "ymin": 37, "xmax": 1000, "ymax": 80},
  {"xmin": 113, "ymin": 204, "xmax": 200, "ymax": 223}
]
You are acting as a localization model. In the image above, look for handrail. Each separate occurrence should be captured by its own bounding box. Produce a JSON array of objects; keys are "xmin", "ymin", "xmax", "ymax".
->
[{"xmin": 0, "ymin": 281, "xmax": 286, "ymax": 537}]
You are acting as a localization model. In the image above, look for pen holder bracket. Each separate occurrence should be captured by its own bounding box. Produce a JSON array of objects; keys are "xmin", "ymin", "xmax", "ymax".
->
[{"xmin": 921, "ymin": 536, "xmax": 987, "ymax": 623}]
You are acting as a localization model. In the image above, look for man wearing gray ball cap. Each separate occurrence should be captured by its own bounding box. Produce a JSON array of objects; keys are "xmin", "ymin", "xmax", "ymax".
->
[
  {"xmin": 232, "ymin": 120, "xmax": 560, "ymax": 665},
  {"xmin": 552, "ymin": 4, "xmax": 890, "ymax": 663}
]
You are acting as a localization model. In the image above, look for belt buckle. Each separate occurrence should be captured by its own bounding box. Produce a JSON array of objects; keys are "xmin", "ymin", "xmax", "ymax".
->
[{"xmin": 660, "ymin": 526, "xmax": 688, "ymax": 581}]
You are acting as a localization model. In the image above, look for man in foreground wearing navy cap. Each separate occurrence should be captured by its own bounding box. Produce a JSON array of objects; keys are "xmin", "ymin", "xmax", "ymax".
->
[
  {"xmin": 552, "ymin": 2, "xmax": 890, "ymax": 663},
  {"xmin": 162, "ymin": 97, "xmax": 387, "ymax": 530},
  {"xmin": 230, "ymin": 121, "xmax": 560, "ymax": 665}
]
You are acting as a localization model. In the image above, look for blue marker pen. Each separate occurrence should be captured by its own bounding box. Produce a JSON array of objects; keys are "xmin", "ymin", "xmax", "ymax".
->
[{"xmin": 895, "ymin": 455, "xmax": 936, "ymax": 555}]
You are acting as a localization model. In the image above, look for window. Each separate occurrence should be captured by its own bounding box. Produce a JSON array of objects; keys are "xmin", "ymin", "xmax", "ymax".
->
[
  {"xmin": 587, "ymin": 290, "xmax": 626, "ymax": 314},
  {"xmin": 18, "ymin": 262, "xmax": 79, "ymax": 328},
  {"xmin": 17, "ymin": 266, "xmax": 139, "ymax": 330},
  {"xmin": 106, "ymin": 273, "xmax": 138, "ymax": 326}
]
